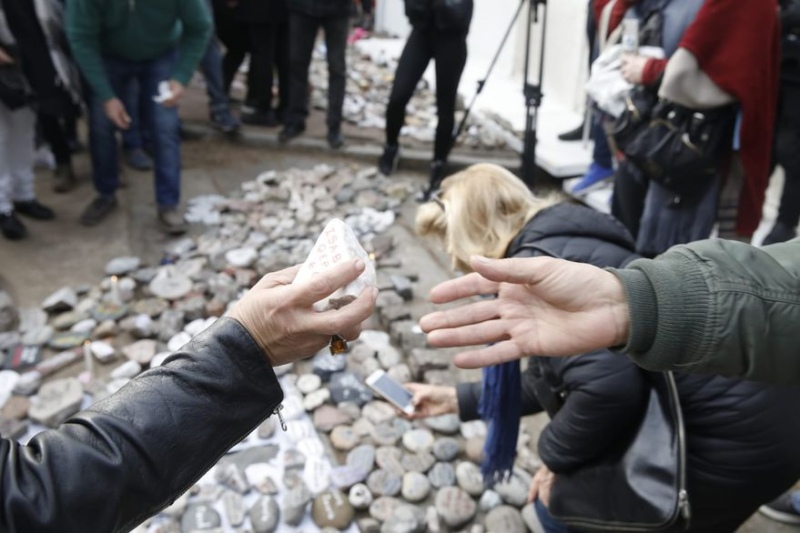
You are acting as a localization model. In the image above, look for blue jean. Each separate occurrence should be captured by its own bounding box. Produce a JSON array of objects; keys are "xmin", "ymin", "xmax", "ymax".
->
[
  {"xmin": 592, "ymin": 115, "xmax": 612, "ymax": 169},
  {"xmin": 199, "ymin": 34, "xmax": 229, "ymax": 114},
  {"xmin": 89, "ymin": 49, "xmax": 181, "ymax": 207},
  {"xmin": 535, "ymin": 500, "xmax": 583, "ymax": 533},
  {"xmin": 121, "ymin": 79, "xmax": 152, "ymax": 151}
]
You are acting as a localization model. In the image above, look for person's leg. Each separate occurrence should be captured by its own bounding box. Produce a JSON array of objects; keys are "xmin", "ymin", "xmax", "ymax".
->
[
  {"xmin": 534, "ymin": 500, "xmax": 576, "ymax": 533},
  {"xmin": 0, "ymin": 104, "xmax": 27, "ymax": 239},
  {"xmin": 768, "ymin": 92, "xmax": 800, "ymax": 243},
  {"xmin": 432, "ymin": 31, "xmax": 468, "ymax": 163},
  {"xmin": 38, "ymin": 113, "xmax": 76, "ymax": 193},
  {"xmin": 274, "ymin": 20, "xmax": 291, "ymax": 121},
  {"xmin": 322, "ymin": 14, "xmax": 349, "ymax": 146},
  {"xmin": 283, "ymin": 12, "xmax": 319, "ymax": 134},
  {"xmin": 140, "ymin": 49, "xmax": 186, "ymax": 234},
  {"xmin": 8, "ymin": 108, "xmax": 39, "ymax": 204},
  {"xmin": 242, "ymin": 22, "xmax": 278, "ymax": 126},
  {"xmin": 212, "ymin": 0, "xmax": 249, "ymax": 94},
  {"xmin": 120, "ymin": 79, "xmax": 154, "ymax": 171}
]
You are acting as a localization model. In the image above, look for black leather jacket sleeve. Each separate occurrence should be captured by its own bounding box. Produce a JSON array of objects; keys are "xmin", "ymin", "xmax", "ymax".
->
[
  {"xmin": 0, "ymin": 317, "xmax": 284, "ymax": 533},
  {"xmin": 537, "ymin": 351, "xmax": 648, "ymax": 474},
  {"xmin": 456, "ymin": 372, "xmax": 544, "ymax": 422}
]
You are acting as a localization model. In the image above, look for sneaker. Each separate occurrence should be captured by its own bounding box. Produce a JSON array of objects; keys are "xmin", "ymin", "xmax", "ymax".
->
[
  {"xmin": 124, "ymin": 148, "xmax": 153, "ymax": 172},
  {"xmin": 158, "ymin": 206, "xmax": 188, "ymax": 235},
  {"xmin": 378, "ymin": 144, "xmax": 400, "ymax": 176},
  {"xmin": 571, "ymin": 162, "xmax": 614, "ymax": 195},
  {"xmin": 52, "ymin": 164, "xmax": 76, "ymax": 194},
  {"xmin": 241, "ymin": 108, "xmax": 279, "ymax": 128},
  {"xmin": 0, "ymin": 212, "xmax": 26, "ymax": 240},
  {"xmin": 762, "ymin": 221, "xmax": 797, "ymax": 246},
  {"xmin": 558, "ymin": 122, "xmax": 591, "ymax": 142},
  {"xmin": 279, "ymin": 123, "xmax": 306, "ymax": 144},
  {"xmin": 13, "ymin": 200, "xmax": 55, "ymax": 221},
  {"xmin": 327, "ymin": 128, "xmax": 345, "ymax": 150},
  {"xmin": 210, "ymin": 109, "xmax": 241, "ymax": 134},
  {"xmin": 416, "ymin": 160, "xmax": 447, "ymax": 203},
  {"xmin": 80, "ymin": 196, "xmax": 117, "ymax": 227},
  {"xmin": 759, "ymin": 492, "xmax": 800, "ymax": 525}
]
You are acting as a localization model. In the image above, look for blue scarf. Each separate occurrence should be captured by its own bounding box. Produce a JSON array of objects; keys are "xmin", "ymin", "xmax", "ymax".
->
[{"xmin": 479, "ymin": 359, "xmax": 522, "ymax": 485}]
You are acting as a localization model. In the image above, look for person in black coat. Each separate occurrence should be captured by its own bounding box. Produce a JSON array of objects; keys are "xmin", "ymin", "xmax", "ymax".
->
[{"xmin": 408, "ymin": 163, "xmax": 800, "ymax": 533}]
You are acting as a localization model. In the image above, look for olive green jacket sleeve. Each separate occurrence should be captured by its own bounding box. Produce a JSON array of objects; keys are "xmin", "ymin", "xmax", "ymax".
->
[{"xmin": 609, "ymin": 239, "xmax": 800, "ymax": 384}]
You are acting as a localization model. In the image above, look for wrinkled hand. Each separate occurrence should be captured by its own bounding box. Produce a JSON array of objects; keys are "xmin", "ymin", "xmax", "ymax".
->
[
  {"xmin": 228, "ymin": 259, "xmax": 378, "ymax": 367},
  {"xmin": 419, "ymin": 256, "xmax": 630, "ymax": 369},
  {"xmin": 404, "ymin": 383, "xmax": 458, "ymax": 419},
  {"xmin": 161, "ymin": 80, "xmax": 185, "ymax": 108},
  {"xmin": 621, "ymin": 53, "xmax": 649, "ymax": 84},
  {"xmin": 528, "ymin": 465, "xmax": 555, "ymax": 506},
  {"xmin": 103, "ymin": 98, "xmax": 131, "ymax": 130},
  {"xmin": 0, "ymin": 47, "xmax": 14, "ymax": 65}
]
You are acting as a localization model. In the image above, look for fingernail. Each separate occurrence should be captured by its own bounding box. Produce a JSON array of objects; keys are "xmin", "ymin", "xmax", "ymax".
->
[{"xmin": 354, "ymin": 259, "xmax": 365, "ymax": 271}]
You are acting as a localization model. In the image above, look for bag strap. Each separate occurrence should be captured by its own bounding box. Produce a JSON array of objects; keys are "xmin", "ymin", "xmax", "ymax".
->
[{"xmin": 598, "ymin": 0, "xmax": 621, "ymax": 51}]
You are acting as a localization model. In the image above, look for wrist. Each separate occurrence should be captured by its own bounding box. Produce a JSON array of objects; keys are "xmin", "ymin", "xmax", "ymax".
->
[{"xmin": 445, "ymin": 387, "xmax": 458, "ymax": 414}]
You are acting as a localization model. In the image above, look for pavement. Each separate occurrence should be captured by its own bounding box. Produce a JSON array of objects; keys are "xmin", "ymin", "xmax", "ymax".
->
[{"xmin": 0, "ymin": 84, "xmax": 797, "ymax": 532}]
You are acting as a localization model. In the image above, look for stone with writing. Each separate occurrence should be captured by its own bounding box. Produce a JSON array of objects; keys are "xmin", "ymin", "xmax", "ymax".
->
[
  {"xmin": 362, "ymin": 401, "xmax": 396, "ymax": 426},
  {"xmin": 297, "ymin": 436, "xmax": 325, "ymax": 460},
  {"xmin": 401, "ymin": 451, "xmax": 436, "ymax": 474},
  {"xmin": 456, "ymin": 461, "xmax": 485, "ymax": 497},
  {"xmin": 369, "ymin": 496, "xmax": 403, "ymax": 522},
  {"xmin": 215, "ymin": 462, "xmax": 250, "ymax": 494},
  {"xmin": 330, "ymin": 424, "xmax": 360, "ymax": 451},
  {"xmin": 375, "ymin": 446, "xmax": 405, "ymax": 477},
  {"xmin": 294, "ymin": 219, "xmax": 377, "ymax": 312},
  {"xmin": 435, "ymin": 486, "xmax": 477, "ymax": 528},
  {"xmin": 42, "ymin": 287, "xmax": 77, "ymax": 313},
  {"xmin": 4, "ymin": 344, "xmax": 41, "ymax": 372},
  {"xmin": 311, "ymin": 490, "xmax": 355, "ymax": 530},
  {"xmin": 249, "ymin": 496, "xmax": 280, "ymax": 533},
  {"xmin": 381, "ymin": 504, "xmax": 425, "ymax": 533},
  {"xmin": 181, "ymin": 503, "xmax": 221, "ymax": 532},
  {"xmin": 367, "ymin": 468, "xmax": 402, "ymax": 497},
  {"xmin": 312, "ymin": 404, "xmax": 352, "ymax": 432},
  {"xmin": 303, "ymin": 456, "xmax": 332, "ymax": 495},
  {"xmin": 220, "ymin": 490, "xmax": 245, "ymax": 527},
  {"xmin": 28, "ymin": 377, "xmax": 83, "ymax": 428},
  {"xmin": 349, "ymin": 483, "xmax": 373, "ymax": 510}
]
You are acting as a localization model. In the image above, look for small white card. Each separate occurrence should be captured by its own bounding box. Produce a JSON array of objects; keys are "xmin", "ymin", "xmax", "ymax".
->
[
  {"xmin": 294, "ymin": 219, "xmax": 376, "ymax": 312},
  {"xmin": 152, "ymin": 81, "xmax": 173, "ymax": 103}
]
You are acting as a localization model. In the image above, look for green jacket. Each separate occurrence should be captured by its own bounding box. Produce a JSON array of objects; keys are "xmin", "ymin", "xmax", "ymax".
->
[
  {"xmin": 611, "ymin": 238, "xmax": 800, "ymax": 384},
  {"xmin": 66, "ymin": 0, "xmax": 212, "ymax": 102}
]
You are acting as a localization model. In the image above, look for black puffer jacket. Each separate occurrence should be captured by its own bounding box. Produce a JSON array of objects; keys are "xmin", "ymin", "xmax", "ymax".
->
[
  {"xmin": 457, "ymin": 203, "xmax": 800, "ymax": 532},
  {"xmin": 287, "ymin": 0, "xmax": 351, "ymax": 18},
  {"xmin": 0, "ymin": 318, "xmax": 283, "ymax": 532}
]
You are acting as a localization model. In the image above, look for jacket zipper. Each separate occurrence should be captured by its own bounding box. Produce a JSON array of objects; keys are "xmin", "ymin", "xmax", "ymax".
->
[
  {"xmin": 129, "ymin": 0, "xmax": 135, "ymax": 12},
  {"xmin": 667, "ymin": 371, "xmax": 692, "ymax": 527},
  {"xmin": 273, "ymin": 404, "xmax": 287, "ymax": 431}
]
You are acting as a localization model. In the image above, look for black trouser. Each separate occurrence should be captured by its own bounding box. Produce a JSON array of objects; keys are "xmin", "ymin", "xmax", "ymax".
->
[
  {"xmin": 286, "ymin": 12, "xmax": 348, "ymax": 130},
  {"xmin": 38, "ymin": 113, "xmax": 72, "ymax": 167},
  {"xmin": 212, "ymin": 0, "xmax": 249, "ymax": 94},
  {"xmin": 775, "ymin": 85, "xmax": 800, "ymax": 228},
  {"xmin": 385, "ymin": 25, "xmax": 468, "ymax": 162},
  {"xmin": 247, "ymin": 21, "xmax": 290, "ymax": 114},
  {"xmin": 361, "ymin": 0, "xmax": 372, "ymax": 15}
]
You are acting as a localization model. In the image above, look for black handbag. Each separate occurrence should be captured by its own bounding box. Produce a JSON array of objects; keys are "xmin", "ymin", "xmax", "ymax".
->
[
  {"xmin": 623, "ymin": 101, "xmax": 737, "ymax": 199},
  {"xmin": 0, "ymin": 45, "xmax": 32, "ymax": 111}
]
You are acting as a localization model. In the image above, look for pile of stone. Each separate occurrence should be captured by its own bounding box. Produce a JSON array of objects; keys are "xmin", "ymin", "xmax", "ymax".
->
[
  {"xmin": 0, "ymin": 163, "xmax": 545, "ymax": 532},
  {"xmin": 308, "ymin": 40, "xmax": 522, "ymax": 153}
]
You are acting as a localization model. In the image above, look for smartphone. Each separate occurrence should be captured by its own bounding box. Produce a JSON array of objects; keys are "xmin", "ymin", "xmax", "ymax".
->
[
  {"xmin": 365, "ymin": 370, "xmax": 414, "ymax": 415},
  {"xmin": 621, "ymin": 19, "xmax": 640, "ymax": 54}
]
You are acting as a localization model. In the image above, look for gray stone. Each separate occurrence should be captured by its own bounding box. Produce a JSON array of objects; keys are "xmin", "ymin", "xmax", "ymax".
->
[
  {"xmin": 358, "ymin": 517, "xmax": 382, "ymax": 533},
  {"xmin": 330, "ymin": 424, "xmax": 360, "ymax": 451},
  {"xmin": 35, "ymin": 349, "xmax": 80, "ymax": 377},
  {"xmin": 461, "ymin": 420, "xmax": 488, "ymax": 439},
  {"xmin": 312, "ymin": 404, "xmax": 352, "ymax": 432},
  {"xmin": 432, "ymin": 437, "xmax": 460, "ymax": 462},
  {"xmin": 389, "ymin": 320, "xmax": 428, "ymax": 353},
  {"xmin": 282, "ymin": 484, "xmax": 312, "ymax": 526},
  {"xmin": 479, "ymin": 490, "xmax": 504, "ymax": 512},
  {"xmin": 367, "ymin": 469, "xmax": 402, "ymax": 497},
  {"xmin": 370, "ymin": 422, "xmax": 401, "ymax": 446},
  {"xmin": 494, "ymin": 470, "xmax": 531, "ymax": 508},
  {"xmin": 376, "ymin": 345, "xmax": 403, "ymax": 370},
  {"xmin": 424, "ymin": 414, "xmax": 460, "ymax": 435},
  {"xmin": 408, "ymin": 349, "xmax": 451, "ymax": 379},
  {"xmin": 133, "ymin": 298, "xmax": 169, "ymax": 318},
  {"xmin": 402, "ymin": 428, "xmax": 434, "ymax": 453},
  {"xmin": 353, "ymin": 416, "xmax": 375, "ymax": 437},
  {"xmin": 400, "ymin": 450, "xmax": 436, "ymax": 474},
  {"xmin": 21, "ymin": 325, "xmax": 53, "ymax": 346},
  {"xmin": 312, "ymin": 352, "xmax": 346, "ymax": 382},
  {"xmin": 215, "ymin": 462, "xmax": 250, "ymax": 494},
  {"xmin": 225, "ymin": 445, "xmax": 280, "ymax": 470},
  {"xmin": 311, "ymin": 490, "xmax": 354, "ymax": 530},
  {"xmin": 521, "ymin": 502, "xmax": 544, "ymax": 533},
  {"xmin": 90, "ymin": 302, "xmax": 128, "ymax": 322},
  {"xmin": 401, "ymin": 471, "xmax": 431, "ymax": 502},
  {"xmin": 181, "ymin": 504, "xmax": 221, "ymax": 532},
  {"xmin": 13, "ymin": 371, "xmax": 42, "ymax": 396},
  {"xmin": 434, "ymin": 487, "xmax": 477, "ymax": 528},
  {"xmin": 296, "ymin": 373, "xmax": 322, "ymax": 394},
  {"xmin": 0, "ymin": 416, "xmax": 28, "ymax": 439},
  {"xmin": 28, "ymin": 377, "xmax": 83, "ymax": 428},
  {"xmin": 123, "ymin": 339, "xmax": 158, "ymax": 365},
  {"xmin": 42, "ymin": 287, "xmax": 77, "ymax": 313},
  {"xmin": 0, "ymin": 292, "xmax": 18, "ymax": 333},
  {"xmin": 389, "ymin": 275, "xmax": 414, "ymax": 301},
  {"xmin": 47, "ymin": 331, "xmax": 89, "ymax": 350},
  {"xmin": 221, "ymin": 490, "xmax": 246, "ymax": 527},
  {"xmin": 111, "ymin": 360, "xmax": 142, "ymax": 379},
  {"xmin": 105, "ymin": 256, "xmax": 141, "ymax": 276},
  {"xmin": 387, "ymin": 364, "xmax": 412, "ymax": 384},
  {"xmin": 149, "ymin": 269, "xmax": 193, "ymax": 300},
  {"xmin": 362, "ymin": 401, "xmax": 396, "ymax": 425},
  {"xmin": 428, "ymin": 462, "xmax": 456, "ymax": 489},
  {"xmin": 381, "ymin": 504, "xmax": 425, "ymax": 533},
  {"xmin": 375, "ymin": 446, "xmax": 405, "ymax": 477},
  {"xmin": 349, "ymin": 483, "xmax": 373, "ymax": 510},
  {"xmin": 329, "ymin": 371, "xmax": 373, "ymax": 406},
  {"xmin": 466, "ymin": 436, "xmax": 486, "ymax": 463},
  {"xmin": 52, "ymin": 310, "xmax": 88, "ymax": 331},
  {"xmin": 456, "ymin": 461, "xmax": 485, "ymax": 497},
  {"xmin": 257, "ymin": 417, "xmax": 275, "ymax": 439},
  {"xmin": 485, "ymin": 505, "xmax": 527, "ymax": 533},
  {"xmin": 282, "ymin": 448, "xmax": 306, "ymax": 470},
  {"xmin": 249, "ymin": 496, "xmax": 280, "ymax": 533},
  {"xmin": 369, "ymin": 496, "xmax": 403, "ymax": 522},
  {"xmin": 346, "ymin": 443, "xmax": 376, "ymax": 478},
  {"xmin": 330, "ymin": 464, "xmax": 368, "ymax": 490},
  {"xmin": 158, "ymin": 310, "xmax": 186, "ymax": 341},
  {"xmin": 93, "ymin": 320, "xmax": 119, "ymax": 338}
]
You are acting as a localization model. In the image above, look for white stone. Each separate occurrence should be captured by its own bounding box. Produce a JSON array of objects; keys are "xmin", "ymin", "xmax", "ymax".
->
[
  {"xmin": 148, "ymin": 267, "xmax": 192, "ymax": 300},
  {"xmin": 297, "ymin": 374, "xmax": 322, "ymax": 394},
  {"xmin": 150, "ymin": 352, "xmax": 172, "ymax": 368},
  {"xmin": 225, "ymin": 247, "xmax": 258, "ymax": 268},
  {"xmin": 105, "ymin": 256, "xmax": 141, "ymax": 276},
  {"xmin": 167, "ymin": 332, "xmax": 192, "ymax": 352},
  {"xmin": 42, "ymin": 287, "xmax": 77, "ymax": 312},
  {"xmin": 0, "ymin": 370, "xmax": 20, "ymax": 407},
  {"xmin": 90, "ymin": 341, "xmax": 116, "ymax": 363},
  {"xmin": 111, "ymin": 360, "xmax": 143, "ymax": 379},
  {"xmin": 107, "ymin": 378, "xmax": 130, "ymax": 395},
  {"xmin": 303, "ymin": 388, "xmax": 330, "ymax": 411}
]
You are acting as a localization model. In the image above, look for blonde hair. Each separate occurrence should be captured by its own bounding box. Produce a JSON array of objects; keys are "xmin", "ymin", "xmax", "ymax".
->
[{"xmin": 416, "ymin": 163, "xmax": 560, "ymax": 272}]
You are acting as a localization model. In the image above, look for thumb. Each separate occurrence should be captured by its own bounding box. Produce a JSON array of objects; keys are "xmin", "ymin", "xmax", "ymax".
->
[{"xmin": 471, "ymin": 255, "xmax": 561, "ymax": 286}]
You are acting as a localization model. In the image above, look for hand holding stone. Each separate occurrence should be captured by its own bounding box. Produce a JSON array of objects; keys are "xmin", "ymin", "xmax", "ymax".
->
[{"xmin": 229, "ymin": 259, "xmax": 378, "ymax": 367}]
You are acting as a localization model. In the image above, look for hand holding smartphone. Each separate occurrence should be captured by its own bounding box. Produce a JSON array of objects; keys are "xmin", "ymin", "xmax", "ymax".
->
[{"xmin": 366, "ymin": 370, "xmax": 414, "ymax": 415}]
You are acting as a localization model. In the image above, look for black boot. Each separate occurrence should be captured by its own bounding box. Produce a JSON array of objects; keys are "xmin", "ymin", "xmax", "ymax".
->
[
  {"xmin": 13, "ymin": 200, "xmax": 55, "ymax": 220},
  {"xmin": 0, "ymin": 212, "xmax": 27, "ymax": 240},
  {"xmin": 378, "ymin": 144, "xmax": 400, "ymax": 176},
  {"xmin": 416, "ymin": 160, "xmax": 446, "ymax": 203},
  {"xmin": 558, "ymin": 122, "xmax": 593, "ymax": 142}
]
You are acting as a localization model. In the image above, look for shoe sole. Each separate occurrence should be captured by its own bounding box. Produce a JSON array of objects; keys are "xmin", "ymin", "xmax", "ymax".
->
[{"xmin": 758, "ymin": 506, "xmax": 800, "ymax": 525}]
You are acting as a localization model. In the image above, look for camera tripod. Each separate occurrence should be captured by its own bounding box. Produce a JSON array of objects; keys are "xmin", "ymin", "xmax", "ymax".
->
[{"xmin": 453, "ymin": 0, "xmax": 548, "ymax": 187}]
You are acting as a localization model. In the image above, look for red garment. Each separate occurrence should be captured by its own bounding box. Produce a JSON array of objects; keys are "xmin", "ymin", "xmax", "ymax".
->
[
  {"xmin": 679, "ymin": 0, "xmax": 780, "ymax": 236},
  {"xmin": 593, "ymin": 0, "xmax": 631, "ymax": 35},
  {"xmin": 642, "ymin": 58, "xmax": 667, "ymax": 86}
]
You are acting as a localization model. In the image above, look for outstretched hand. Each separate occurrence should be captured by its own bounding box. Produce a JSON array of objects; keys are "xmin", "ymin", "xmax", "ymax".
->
[
  {"xmin": 229, "ymin": 259, "xmax": 378, "ymax": 367},
  {"xmin": 404, "ymin": 383, "xmax": 458, "ymax": 419},
  {"xmin": 419, "ymin": 256, "xmax": 630, "ymax": 369}
]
